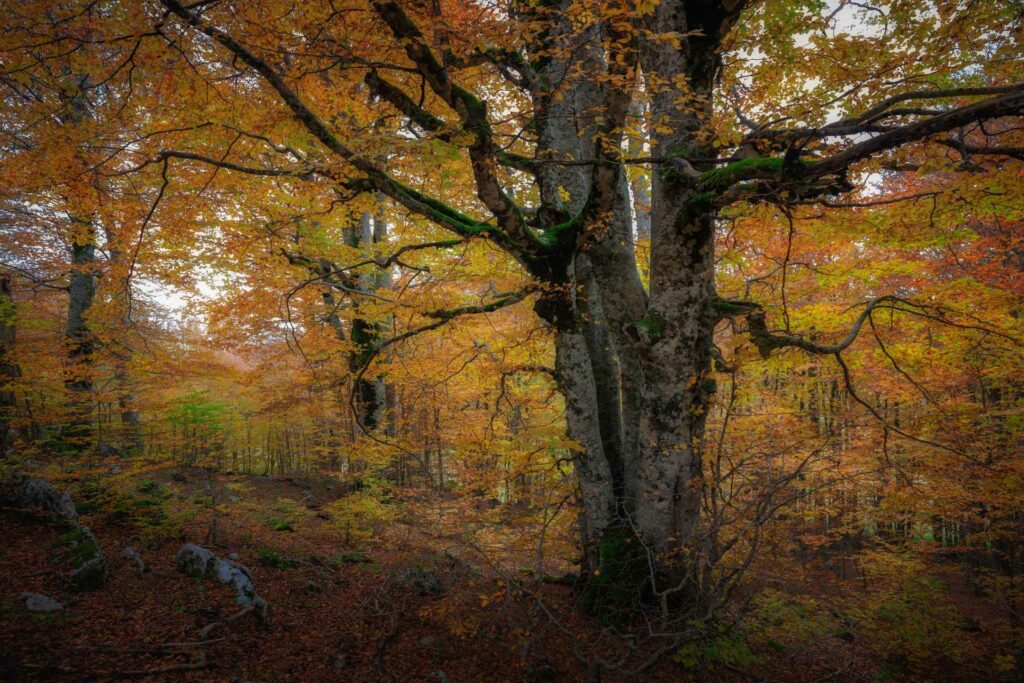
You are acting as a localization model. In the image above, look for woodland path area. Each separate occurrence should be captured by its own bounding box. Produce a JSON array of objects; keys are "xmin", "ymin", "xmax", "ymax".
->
[{"xmin": 0, "ymin": 466, "xmax": 996, "ymax": 682}]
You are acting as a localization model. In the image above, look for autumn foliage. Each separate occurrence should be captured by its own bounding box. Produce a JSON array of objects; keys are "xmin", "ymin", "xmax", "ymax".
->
[{"xmin": 0, "ymin": 0, "xmax": 1023, "ymax": 680}]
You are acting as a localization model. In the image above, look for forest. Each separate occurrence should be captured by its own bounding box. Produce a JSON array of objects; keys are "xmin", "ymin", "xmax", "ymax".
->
[{"xmin": 0, "ymin": 0, "xmax": 1022, "ymax": 680}]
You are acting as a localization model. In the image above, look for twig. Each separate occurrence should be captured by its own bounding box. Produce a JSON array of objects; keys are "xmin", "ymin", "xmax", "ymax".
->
[
  {"xmin": 196, "ymin": 604, "xmax": 256, "ymax": 640},
  {"xmin": 113, "ymin": 651, "xmax": 209, "ymax": 677}
]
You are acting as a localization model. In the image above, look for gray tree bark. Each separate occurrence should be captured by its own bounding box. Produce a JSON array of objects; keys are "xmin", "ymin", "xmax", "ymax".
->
[
  {"xmin": 102, "ymin": 225, "xmax": 142, "ymax": 454},
  {"xmin": 1, "ymin": 276, "xmax": 19, "ymax": 457},
  {"xmin": 65, "ymin": 219, "xmax": 97, "ymax": 450}
]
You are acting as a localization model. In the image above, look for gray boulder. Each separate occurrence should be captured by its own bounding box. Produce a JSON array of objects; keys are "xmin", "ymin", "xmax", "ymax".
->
[
  {"xmin": 20, "ymin": 592, "xmax": 63, "ymax": 612},
  {"xmin": 176, "ymin": 543, "xmax": 217, "ymax": 577},
  {"xmin": 176, "ymin": 544, "xmax": 268, "ymax": 619},
  {"xmin": 397, "ymin": 567, "xmax": 446, "ymax": 597},
  {"xmin": 121, "ymin": 546, "xmax": 146, "ymax": 575},
  {"xmin": 2, "ymin": 472, "xmax": 78, "ymax": 525},
  {"xmin": 3, "ymin": 473, "xmax": 107, "ymax": 591},
  {"xmin": 64, "ymin": 527, "xmax": 108, "ymax": 591}
]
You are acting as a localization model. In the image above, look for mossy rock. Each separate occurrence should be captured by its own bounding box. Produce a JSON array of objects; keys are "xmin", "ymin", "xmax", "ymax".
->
[{"xmin": 59, "ymin": 527, "xmax": 108, "ymax": 591}]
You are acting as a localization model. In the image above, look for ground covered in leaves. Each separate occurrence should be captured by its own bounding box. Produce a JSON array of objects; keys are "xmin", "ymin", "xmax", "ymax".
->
[{"xmin": 0, "ymin": 468, "xmax": 1002, "ymax": 682}]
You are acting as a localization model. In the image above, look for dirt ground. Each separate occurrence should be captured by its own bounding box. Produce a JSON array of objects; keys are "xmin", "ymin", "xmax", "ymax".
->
[{"xmin": 0, "ymin": 468, "xmax": 988, "ymax": 682}]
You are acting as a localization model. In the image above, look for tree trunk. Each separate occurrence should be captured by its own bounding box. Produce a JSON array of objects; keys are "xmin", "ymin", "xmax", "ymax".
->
[
  {"xmin": 526, "ymin": 0, "xmax": 737, "ymax": 606},
  {"xmin": 323, "ymin": 208, "xmax": 392, "ymax": 432},
  {"xmin": 0, "ymin": 276, "xmax": 20, "ymax": 457},
  {"xmin": 103, "ymin": 225, "xmax": 143, "ymax": 454},
  {"xmin": 65, "ymin": 219, "xmax": 97, "ymax": 452}
]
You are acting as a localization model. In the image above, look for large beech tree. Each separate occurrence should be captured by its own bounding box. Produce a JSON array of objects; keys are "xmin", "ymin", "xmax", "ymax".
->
[{"xmin": 3, "ymin": 0, "xmax": 1022, "ymax": 609}]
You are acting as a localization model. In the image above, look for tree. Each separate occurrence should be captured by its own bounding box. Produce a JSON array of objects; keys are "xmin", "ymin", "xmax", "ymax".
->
[
  {"xmin": 0, "ymin": 276, "xmax": 18, "ymax": 456},
  {"xmin": 2, "ymin": 0, "xmax": 1022, "ymax": 615}
]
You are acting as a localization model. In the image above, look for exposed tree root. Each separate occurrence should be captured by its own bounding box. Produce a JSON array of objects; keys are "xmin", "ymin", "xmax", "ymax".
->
[
  {"xmin": 113, "ymin": 651, "xmax": 209, "ymax": 677},
  {"xmin": 196, "ymin": 604, "xmax": 257, "ymax": 640}
]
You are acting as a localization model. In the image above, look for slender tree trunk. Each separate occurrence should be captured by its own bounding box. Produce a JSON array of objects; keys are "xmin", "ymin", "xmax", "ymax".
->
[
  {"xmin": 310, "ymin": 208, "xmax": 393, "ymax": 433},
  {"xmin": 103, "ymin": 225, "xmax": 143, "ymax": 454},
  {"xmin": 65, "ymin": 218, "xmax": 97, "ymax": 452},
  {"xmin": 0, "ymin": 276, "xmax": 20, "ymax": 457}
]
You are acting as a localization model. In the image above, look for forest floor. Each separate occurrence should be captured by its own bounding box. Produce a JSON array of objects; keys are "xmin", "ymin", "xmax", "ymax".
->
[{"xmin": 0, "ymin": 466, "xmax": 1002, "ymax": 682}]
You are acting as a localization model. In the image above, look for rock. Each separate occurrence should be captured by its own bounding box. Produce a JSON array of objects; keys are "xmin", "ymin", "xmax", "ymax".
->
[
  {"xmin": 177, "ymin": 543, "xmax": 217, "ymax": 577},
  {"xmin": 19, "ymin": 592, "xmax": 63, "ymax": 613},
  {"xmin": 176, "ymin": 543, "xmax": 269, "ymax": 620},
  {"xmin": 214, "ymin": 557, "xmax": 259, "ymax": 605},
  {"xmin": 1, "ymin": 472, "xmax": 79, "ymax": 525},
  {"xmin": 63, "ymin": 527, "xmax": 108, "ymax": 591},
  {"xmin": 397, "ymin": 568, "xmax": 446, "ymax": 597},
  {"xmin": 121, "ymin": 546, "xmax": 146, "ymax": 575},
  {"xmin": 2, "ymin": 472, "xmax": 107, "ymax": 590},
  {"xmin": 419, "ymin": 634, "xmax": 442, "ymax": 651}
]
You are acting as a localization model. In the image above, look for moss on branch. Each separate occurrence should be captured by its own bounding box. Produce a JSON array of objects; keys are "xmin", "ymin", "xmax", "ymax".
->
[{"xmin": 695, "ymin": 156, "xmax": 788, "ymax": 191}]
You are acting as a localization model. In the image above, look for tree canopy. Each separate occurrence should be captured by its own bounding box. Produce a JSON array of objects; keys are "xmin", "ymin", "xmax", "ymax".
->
[{"xmin": 1, "ymin": 0, "xmax": 1023, "ymax": 679}]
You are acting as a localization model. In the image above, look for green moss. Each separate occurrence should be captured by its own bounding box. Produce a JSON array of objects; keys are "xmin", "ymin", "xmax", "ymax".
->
[
  {"xmin": 685, "ymin": 190, "xmax": 716, "ymax": 213},
  {"xmin": 696, "ymin": 156, "xmax": 786, "ymax": 191},
  {"xmin": 58, "ymin": 527, "xmax": 107, "ymax": 591},
  {"xmin": 579, "ymin": 524, "xmax": 649, "ymax": 622},
  {"xmin": 456, "ymin": 87, "xmax": 488, "ymax": 120},
  {"xmin": 332, "ymin": 551, "xmax": 373, "ymax": 566},
  {"xmin": 390, "ymin": 179, "xmax": 493, "ymax": 238},
  {"xmin": 674, "ymin": 622, "xmax": 759, "ymax": 671},
  {"xmin": 0, "ymin": 294, "xmax": 15, "ymax": 326},
  {"xmin": 634, "ymin": 310, "xmax": 666, "ymax": 344},
  {"xmin": 267, "ymin": 518, "xmax": 294, "ymax": 532},
  {"xmin": 58, "ymin": 529, "xmax": 99, "ymax": 568},
  {"xmin": 533, "ymin": 211, "xmax": 582, "ymax": 249},
  {"xmin": 666, "ymin": 155, "xmax": 805, "ymax": 197},
  {"xmin": 258, "ymin": 548, "xmax": 298, "ymax": 569},
  {"xmin": 708, "ymin": 298, "xmax": 761, "ymax": 315},
  {"xmin": 349, "ymin": 319, "xmax": 378, "ymax": 355}
]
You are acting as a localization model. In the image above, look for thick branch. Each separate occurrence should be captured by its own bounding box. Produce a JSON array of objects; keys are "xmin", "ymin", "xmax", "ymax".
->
[
  {"xmin": 364, "ymin": 69, "xmax": 459, "ymax": 144},
  {"xmin": 808, "ymin": 85, "xmax": 1024, "ymax": 179},
  {"xmin": 749, "ymin": 84, "xmax": 1023, "ymax": 143},
  {"xmin": 159, "ymin": 0, "xmax": 532, "ymax": 258},
  {"xmin": 745, "ymin": 296, "xmax": 899, "ymax": 358},
  {"xmin": 371, "ymin": 1, "xmax": 530, "ymax": 245},
  {"xmin": 124, "ymin": 149, "xmax": 310, "ymax": 178}
]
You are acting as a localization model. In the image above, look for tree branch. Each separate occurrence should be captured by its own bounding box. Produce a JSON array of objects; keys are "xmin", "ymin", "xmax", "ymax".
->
[
  {"xmin": 746, "ymin": 295, "xmax": 901, "ymax": 357},
  {"xmin": 158, "ymin": 0, "xmax": 533, "ymax": 258},
  {"xmin": 371, "ymin": 1, "xmax": 531, "ymax": 246}
]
